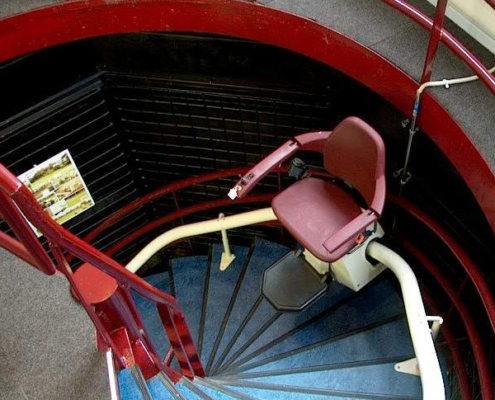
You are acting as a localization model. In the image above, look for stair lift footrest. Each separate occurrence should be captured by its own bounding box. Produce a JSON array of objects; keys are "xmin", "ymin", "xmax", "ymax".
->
[{"xmin": 262, "ymin": 251, "xmax": 328, "ymax": 312}]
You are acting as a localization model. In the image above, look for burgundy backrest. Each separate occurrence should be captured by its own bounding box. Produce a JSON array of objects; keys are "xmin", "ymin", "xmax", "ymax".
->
[{"xmin": 324, "ymin": 117, "xmax": 385, "ymax": 214}]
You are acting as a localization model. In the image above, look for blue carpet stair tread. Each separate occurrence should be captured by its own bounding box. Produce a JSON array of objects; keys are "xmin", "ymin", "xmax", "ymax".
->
[
  {"xmin": 211, "ymin": 238, "xmax": 289, "ymax": 368},
  {"xmin": 194, "ymin": 380, "xmax": 241, "ymax": 400},
  {"xmin": 176, "ymin": 381, "xmax": 210, "ymax": 400},
  {"xmin": 233, "ymin": 277, "xmax": 405, "ymax": 369},
  {"xmin": 225, "ymin": 363, "xmax": 422, "ymax": 397},
  {"xmin": 220, "ymin": 283, "xmax": 356, "ymax": 372},
  {"xmin": 202, "ymin": 244, "xmax": 251, "ymax": 365},
  {"xmin": 172, "ymin": 255, "xmax": 210, "ymax": 346},
  {"xmin": 148, "ymin": 375, "xmax": 175, "ymax": 399},
  {"xmin": 215, "ymin": 381, "xmax": 419, "ymax": 400},
  {"xmin": 221, "ymin": 318, "xmax": 414, "ymax": 374},
  {"xmin": 118, "ymin": 369, "xmax": 147, "ymax": 400},
  {"xmin": 133, "ymin": 272, "xmax": 172, "ymax": 360},
  {"xmin": 215, "ymin": 299, "xmax": 276, "ymax": 372}
]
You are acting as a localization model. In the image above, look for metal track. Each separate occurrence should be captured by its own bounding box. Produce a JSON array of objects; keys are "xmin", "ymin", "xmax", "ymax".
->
[{"xmin": 129, "ymin": 366, "xmax": 153, "ymax": 400}]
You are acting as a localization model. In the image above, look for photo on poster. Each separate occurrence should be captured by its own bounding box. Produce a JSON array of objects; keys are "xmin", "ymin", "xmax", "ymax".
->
[{"xmin": 17, "ymin": 149, "xmax": 95, "ymax": 237}]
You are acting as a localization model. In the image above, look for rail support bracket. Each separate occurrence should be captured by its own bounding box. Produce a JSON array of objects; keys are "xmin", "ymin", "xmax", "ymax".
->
[
  {"xmin": 395, "ymin": 358, "xmax": 420, "ymax": 376},
  {"xmin": 394, "ymin": 315, "xmax": 443, "ymax": 377},
  {"xmin": 219, "ymin": 213, "xmax": 236, "ymax": 271}
]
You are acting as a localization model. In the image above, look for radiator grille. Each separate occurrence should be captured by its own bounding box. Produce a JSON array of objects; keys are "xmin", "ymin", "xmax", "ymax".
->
[
  {"xmin": 0, "ymin": 75, "xmax": 149, "ymax": 263},
  {"xmin": 105, "ymin": 73, "xmax": 332, "ymax": 248},
  {"xmin": 0, "ymin": 72, "xmax": 334, "ymax": 264}
]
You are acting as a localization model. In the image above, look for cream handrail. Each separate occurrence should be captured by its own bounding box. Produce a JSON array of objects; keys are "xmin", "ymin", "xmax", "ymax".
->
[{"xmin": 126, "ymin": 208, "xmax": 277, "ymax": 273}]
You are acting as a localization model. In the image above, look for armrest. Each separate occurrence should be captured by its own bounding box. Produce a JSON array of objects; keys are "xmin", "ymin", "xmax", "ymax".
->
[
  {"xmin": 229, "ymin": 140, "xmax": 299, "ymax": 199},
  {"xmin": 294, "ymin": 130, "xmax": 332, "ymax": 151},
  {"xmin": 228, "ymin": 130, "xmax": 332, "ymax": 200},
  {"xmin": 323, "ymin": 210, "xmax": 377, "ymax": 254}
]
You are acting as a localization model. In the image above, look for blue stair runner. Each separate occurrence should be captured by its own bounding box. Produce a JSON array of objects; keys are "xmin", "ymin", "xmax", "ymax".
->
[{"xmin": 119, "ymin": 238, "xmax": 449, "ymax": 399}]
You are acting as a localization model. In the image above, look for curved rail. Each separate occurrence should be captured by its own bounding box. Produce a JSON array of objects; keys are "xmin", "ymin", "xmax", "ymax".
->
[
  {"xmin": 367, "ymin": 241, "xmax": 445, "ymax": 400},
  {"xmin": 421, "ymin": 290, "xmax": 472, "ymax": 400},
  {"xmin": 398, "ymin": 236, "xmax": 493, "ymax": 400},
  {"xmin": 126, "ymin": 208, "xmax": 277, "ymax": 273},
  {"xmin": 104, "ymin": 195, "xmax": 277, "ymax": 257}
]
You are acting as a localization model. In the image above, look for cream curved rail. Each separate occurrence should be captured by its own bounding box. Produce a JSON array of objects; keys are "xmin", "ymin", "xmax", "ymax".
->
[{"xmin": 126, "ymin": 208, "xmax": 445, "ymax": 400}]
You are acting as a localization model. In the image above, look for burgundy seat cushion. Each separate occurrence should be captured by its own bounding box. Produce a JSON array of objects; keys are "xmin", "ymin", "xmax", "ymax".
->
[{"xmin": 272, "ymin": 178, "xmax": 362, "ymax": 262}]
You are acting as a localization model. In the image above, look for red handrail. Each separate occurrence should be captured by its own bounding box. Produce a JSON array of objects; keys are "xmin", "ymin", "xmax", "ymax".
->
[
  {"xmin": 421, "ymin": 289, "xmax": 472, "ymax": 400},
  {"xmin": 389, "ymin": 193, "xmax": 495, "ymax": 334},
  {"xmin": 82, "ymin": 166, "xmax": 251, "ymax": 244},
  {"xmin": 0, "ymin": 163, "xmax": 204, "ymax": 380},
  {"xmin": 398, "ymin": 237, "xmax": 493, "ymax": 400},
  {"xmin": 419, "ymin": 0, "xmax": 448, "ymax": 84}
]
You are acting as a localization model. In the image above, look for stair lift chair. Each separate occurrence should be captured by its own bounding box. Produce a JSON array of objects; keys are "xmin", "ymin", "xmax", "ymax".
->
[{"xmin": 229, "ymin": 116, "xmax": 386, "ymax": 311}]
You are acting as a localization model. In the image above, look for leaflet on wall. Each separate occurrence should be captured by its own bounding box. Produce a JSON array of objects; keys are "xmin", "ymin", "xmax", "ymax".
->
[{"xmin": 17, "ymin": 149, "xmax": 95, "ymax": 237}]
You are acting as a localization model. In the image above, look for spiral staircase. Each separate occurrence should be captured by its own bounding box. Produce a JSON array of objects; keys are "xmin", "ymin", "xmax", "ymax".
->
[
  {"xmin": 114, "ymin": 239, "xmax": 445, "ymax": 400},
  {"xmin": 0, "ymin": 1, "xmax": 494, "ymax": 400}
]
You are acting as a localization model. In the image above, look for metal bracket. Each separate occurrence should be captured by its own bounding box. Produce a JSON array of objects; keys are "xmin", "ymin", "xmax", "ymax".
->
[
  {"xmin": 218, "ymin": 213, "xmax": 236, "ymax": 271},
  {"xmin": 395, "ymin": 316, "xmax": 443, "ymax": 377},
  {"xmin": 394, "ymin": 168, "xmax": 413, "ymax": 185},
  {"xmin": 427, "ymin": 315, "xmax": 444, "ymax": 340},
  {"xmin": 395, "ymin": 358, "xmax": 420, "ymax": 376}
]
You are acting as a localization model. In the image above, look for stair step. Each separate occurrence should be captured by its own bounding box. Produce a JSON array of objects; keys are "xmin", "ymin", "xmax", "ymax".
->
[
  {"xmin": 194, "ymin": 377, "xmax": 257, "ymax": 400},
  {"xmin": 202, "ymin": 244, "xmax": 252, "ymax": 371},
  {"xmin": 133, "ymin": 272, "xmax": 172, "ymax": 360},
  {"xmin": 222, "ymin": 278, "xmax": 405, "ymax": 374},
  {"xmin": 221, "ymin": 317, "xmax": 412, "ymax": 376},
  {"xmin": 214, "ymin": 281, "xmax": 355, "ymax": 375},
  {"xmin": 172, "ymin": 254, "xmax": 210, "ymax": 349},
  {"xmin": 217, "ymin": 362, "xmax": 422, "ymax": 398},
  {"xmin": 178, "ymin": 378, "xmax": 216, "ymax": 400},
  {"xmin": 119, "ymin": 368, "xmax": 155, "ymax": 400},
  {"xmin": 214, "ymin": 379, "xmax": 421, "ymax": 400},
  {"xmin": 209, "ymin": 238, "xmax": 290, "ymax": 373},
  {"xmin": 148, "ymin": 375, "xmax": 175, "ymax": 399}
]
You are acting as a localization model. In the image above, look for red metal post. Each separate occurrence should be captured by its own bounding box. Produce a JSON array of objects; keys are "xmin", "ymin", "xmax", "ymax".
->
[
  {"xmin": 157, "ymin": 304, "xmax": 205, "ymax": 379},
  {"xmin": 0, "ymin": 191, "xmax": 56, "ymax": 275},
  {"xmin": 0, "ymin": 230, "xmax": 39, "ymax": 269},
  {"xmin": 420, "ymin": 0, "xmax": 449, "ymax": 84},
  {"xmin": 50, "ymin": 244, "xmax": 126, "ymax": 368},
  {"xmin": 380, "ymin": 0, "xmax": 495, "ymax": 95}
]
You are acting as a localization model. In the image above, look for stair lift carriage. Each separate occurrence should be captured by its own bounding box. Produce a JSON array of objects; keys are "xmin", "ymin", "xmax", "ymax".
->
[
  {"xmin": 229, "ymin": 117, "xmax": 386, "ymax": 310},
  {"xmin": 227, "ymin": 116, "xmax": 445, "ymax": 399},
  {"xmin": 230, "ymin": 117, "xmax": 385, "ymax": 263}
]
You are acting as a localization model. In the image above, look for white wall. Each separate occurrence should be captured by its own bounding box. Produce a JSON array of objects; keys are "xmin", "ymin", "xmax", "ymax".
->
[{"xmin": 427, "ymin": 0, "xmax": 495, "ymax": 55}]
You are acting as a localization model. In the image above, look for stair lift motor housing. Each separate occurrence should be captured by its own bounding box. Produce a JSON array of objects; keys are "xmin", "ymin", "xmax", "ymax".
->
[
  {"xmin": 303, "ymin": 222, "xmax": 385, "ymax": 292},
  {"xmin": 329, "ymin": 222, "xmax": 385, "ymax": 292}
]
